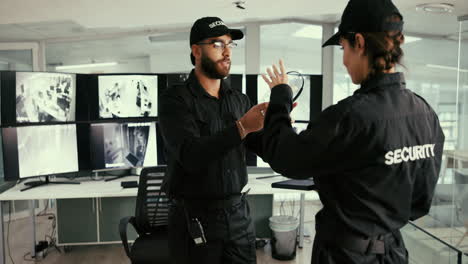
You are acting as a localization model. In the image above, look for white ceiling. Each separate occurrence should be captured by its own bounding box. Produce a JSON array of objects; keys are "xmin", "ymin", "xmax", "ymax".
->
[
  {"xmin": 0, "ymin": 0, "xmax": 467, "ymax": 67},
  {"xmin": 0, "ymin": 0, "xmax": 467, "ymax": 41}
]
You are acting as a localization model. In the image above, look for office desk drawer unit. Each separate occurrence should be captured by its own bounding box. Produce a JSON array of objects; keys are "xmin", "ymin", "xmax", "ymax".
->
[{"xmin": 56, "ymin": 197, "xmax": 138, "ymax": 245}]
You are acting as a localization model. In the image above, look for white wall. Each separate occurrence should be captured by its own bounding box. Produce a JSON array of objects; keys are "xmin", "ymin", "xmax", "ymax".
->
[{"xmin": 148, "ymin": 39, "xmax": 246, "ymax": 74}]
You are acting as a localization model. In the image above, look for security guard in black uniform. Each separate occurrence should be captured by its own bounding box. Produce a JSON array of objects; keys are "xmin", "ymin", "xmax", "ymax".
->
[
  {"xmin": 159, "ymin": 17, "xmax": 268, "ymax": 264},
  {"xmin": 260, "ymin": 0, "xmax": 445, "ymax": 263}
]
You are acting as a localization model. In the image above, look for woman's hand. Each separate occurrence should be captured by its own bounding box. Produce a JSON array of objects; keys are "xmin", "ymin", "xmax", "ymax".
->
[{"xmin": 261, "ymin": 59, "xmax": 288, "ymax": 89}]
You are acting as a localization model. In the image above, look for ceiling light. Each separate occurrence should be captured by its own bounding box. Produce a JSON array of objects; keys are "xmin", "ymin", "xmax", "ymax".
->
[
  {"xmin": 426, "ymin": 64, "xmax": 468, "ymax": 73},
  {"xmin": 416, "ymin": 3, "xmax": 454, "ymax": 14},
  {"xmin": 293, "ymin": 25, "xmax": 323, "ymax": 39},
  {"xmin": 55, "ymin": 62, "xmax": 118, "ymax": 70},
  {"xmin": 148, "ymin": 32, "xmax": 188, "ymax": 43}
]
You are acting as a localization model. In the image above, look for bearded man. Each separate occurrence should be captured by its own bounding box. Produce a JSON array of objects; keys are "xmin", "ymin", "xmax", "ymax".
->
[{"xmin": 159, "ymin": 17, "xmax": 267, "ymax": 264}]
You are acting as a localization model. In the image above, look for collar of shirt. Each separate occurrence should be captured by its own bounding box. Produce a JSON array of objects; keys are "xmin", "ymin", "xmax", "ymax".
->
[
  {"xmin": 354, "ymin": 72, "xmax": 406, "ymax": 95},
  {"xmin": 187, "ymin": 69, "xmax": 234, "ymax": 99}
]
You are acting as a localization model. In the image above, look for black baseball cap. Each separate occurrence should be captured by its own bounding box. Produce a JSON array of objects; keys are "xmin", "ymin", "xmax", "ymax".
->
[
  {"xmin": 322, "ymin": 0, "xmax": 404, "ymax": 47},
  {"xmin": 189, "ymin": 17, "xmax": 244, "ymax": 65}
]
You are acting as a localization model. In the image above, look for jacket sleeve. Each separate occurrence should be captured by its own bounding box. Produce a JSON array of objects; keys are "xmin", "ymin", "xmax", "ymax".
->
[
  {"xmin": 245, "ymin": 131, "xmax": 263, "ymax": 155},
  {"xmin": 262, "ymin": 84, "xmax": 357, "ymax": 179},
  {"xmin": 159, "ymin": 91, "xmax": 242, "ymax": 173},
  {"xmin": 410, "ymin": 113, "xmax": 445, "ymax": 220}
]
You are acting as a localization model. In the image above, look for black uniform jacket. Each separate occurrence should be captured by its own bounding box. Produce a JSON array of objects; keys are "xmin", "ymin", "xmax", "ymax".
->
[
  {"xmin": 262, "ymin": 72, "xmax": 445, "ymax": 237},
  {"xmin": 159, "ymin": 70, "xmax": 262, "ymax": 199}
]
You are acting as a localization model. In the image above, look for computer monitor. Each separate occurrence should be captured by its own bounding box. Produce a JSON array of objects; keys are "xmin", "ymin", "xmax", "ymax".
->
[
  {"xmin": 15, "ymin": 72, "xmax": 77, "ymax": 123},
  {"xmin": 98, "ymin": 75, "xmax": 158, "ymax": 119},
  {"xmin": 155, "ymin": 122, "xmax": 167, "ymax": 165},
  {"xmin": 2, "ymin": 124, "xmax": 79, "ymax": 181},
  {"xmin": 90, "ymin": 121, "xmax": 158, "ymax": 171},
  {"xmin": 256, "ymin": 75, "xmax": 312, "ymax": 122},
  {"xmin": 245, "ymin": 74, "xmax": 322, "ymax": 167},
  {"xmin": 245, "ymin": 74, "xmax": 322, "ymax": 122}
]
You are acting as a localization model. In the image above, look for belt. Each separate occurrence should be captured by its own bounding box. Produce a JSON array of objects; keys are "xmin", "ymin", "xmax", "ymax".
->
[
  {"xmin": 171, "ymin": 191, "xmax": 248, "ymax": 210},
  {"xmin": 317, "ymin": 229, "xmax": 395, "ymax": 255}
]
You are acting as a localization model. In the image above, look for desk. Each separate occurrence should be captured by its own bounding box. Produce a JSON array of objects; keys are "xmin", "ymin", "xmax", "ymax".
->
[
  {"xmin": 243, "ymin": 176, "xmax": 315, "ymax": 248},
  {"xmin": 0, "ymin": 173, "xmax": 312, "ymax": 264},
  {"xmin": 270, "ymin": 179, "xmax": 315, "ymax": 248},
  {"xmin": 0, "ymin": 176, "xmax": 140, "ymax": 264},
  {"xmin": 247, "ymin": 175, "xmax": 314, "ymax": 249}
]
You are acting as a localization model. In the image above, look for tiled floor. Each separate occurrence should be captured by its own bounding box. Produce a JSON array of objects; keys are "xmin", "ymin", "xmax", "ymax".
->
[
  {"xmin": 2, "ymin": 199, "xmax": 321, "ymax": 264},
  {"xmin": 8, "ymin": 198, "xmax": 468, "ymax": 264}
]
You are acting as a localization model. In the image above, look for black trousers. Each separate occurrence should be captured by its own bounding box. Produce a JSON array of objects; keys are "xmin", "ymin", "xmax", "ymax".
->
[
  {"xmin": 168, "ymin": 198, "xmax": 256, "ymax": 264},
  {"xmin": 311, "ymin": 230, "xmax": 408, "ymax": 264}
]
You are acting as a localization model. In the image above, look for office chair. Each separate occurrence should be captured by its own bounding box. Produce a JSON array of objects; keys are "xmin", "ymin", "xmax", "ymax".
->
[{"xmin": 119, "ymin": 166, "xmax": 170, "ymax": 264}]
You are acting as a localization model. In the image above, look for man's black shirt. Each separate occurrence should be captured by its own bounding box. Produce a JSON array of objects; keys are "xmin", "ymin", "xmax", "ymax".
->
[{"xmin": 159, "ymin": 70, "xmax": 262, "ymax": 199}]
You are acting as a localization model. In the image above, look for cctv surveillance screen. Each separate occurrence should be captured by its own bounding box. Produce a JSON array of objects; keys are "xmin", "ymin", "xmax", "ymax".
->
[
  {"xmin": 90, "ymin": 122, "xmax": 158, "ymax": 170},
  {"xmin": 16, "ymin": 124, "xmax": 79, "ymax": 178},
  {"xmin": 98, "ymin": 75, "xmax": 158, "ymax": 118},
  {"xmin": 16, "ymin": 72, "xmax": 76, "ymax": 123},
  {"xmin": 257, "ymin": 75, "xmax": 311, "ymax": 122}
]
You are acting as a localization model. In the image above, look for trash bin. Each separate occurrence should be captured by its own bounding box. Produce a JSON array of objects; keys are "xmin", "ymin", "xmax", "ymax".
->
[{"xmin": 269, "ymin": 215, "xmax": 299, "ymax": 260}]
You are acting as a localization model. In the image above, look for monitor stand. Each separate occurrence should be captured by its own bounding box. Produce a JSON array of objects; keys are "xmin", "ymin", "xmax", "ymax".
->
[
  {"xmin": 21, "ymin": 175, "xmax": 80, "ymax": 192},
  {"xmin": 104, "ymin": 174, "xmax": 129, "ymax": 182},
  {"xmin": 103, "ymin": 169, "xmax": 133, "ymax": 182}
]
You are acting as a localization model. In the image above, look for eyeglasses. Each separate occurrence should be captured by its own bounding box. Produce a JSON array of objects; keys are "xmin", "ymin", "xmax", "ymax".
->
[{"xmin": 197, "ymin": 40, "xmax": 238, "ymax": 50}]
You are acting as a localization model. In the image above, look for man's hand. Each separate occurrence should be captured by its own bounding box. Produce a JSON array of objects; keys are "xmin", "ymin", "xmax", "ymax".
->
[
  {"xmin": 261, "ymin": 59, "xmax": 288, "ymax": 89},
  {"xmin": 237, "ymin": 102, "xmax": 269, "ymax": 138}
]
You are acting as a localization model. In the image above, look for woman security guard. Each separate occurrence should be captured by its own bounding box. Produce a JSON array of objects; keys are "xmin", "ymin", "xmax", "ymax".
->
[{"xmin": 261, "ymin": 0, "xmax": 445, "ymax": 263}]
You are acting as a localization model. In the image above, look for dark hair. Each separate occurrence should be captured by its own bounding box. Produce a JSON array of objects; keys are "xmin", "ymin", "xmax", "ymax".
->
[
  {"xmin": 342, "ymin": 15, "xmax": 404, "ymax": 78},
  {"xmin": 190, "ymin": 53, "xmax": 195, "ymax": 65}
]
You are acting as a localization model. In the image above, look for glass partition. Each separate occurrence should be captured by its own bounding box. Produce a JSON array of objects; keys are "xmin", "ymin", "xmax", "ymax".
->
[
  {"xmin": 260, "ymin": 23, "xmax": 322, "ymax": 74},
  {"xmin": 0, "ymin": 49, "xmax": 33, "ymax": 71},
  {"xmin": 401, "ymin": 223, "xmax": 462, "ymax": 264},
  {"xmin": 402, "ymin": 16, "xmax": 468, "ymax": 264},
  {"xmin": 451, "ymin": 15, "xmax": 468, "ymax": 258}
]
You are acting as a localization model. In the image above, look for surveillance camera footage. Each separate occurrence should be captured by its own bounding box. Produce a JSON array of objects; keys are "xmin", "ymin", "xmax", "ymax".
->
[
  {"xmin": 98, "ymin": 75, "xmax": 158, "ymax": 118},
  {"xmin": 15, "ymin": 72, "xmax": 76, "ymax": 123},
  {"xmin": 17, "ymin": 124, "xmax": 79, "ymax": 178},
  {"xmin": 91, "ymin": 122, "xmax": 157, "ymax": 170}
]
